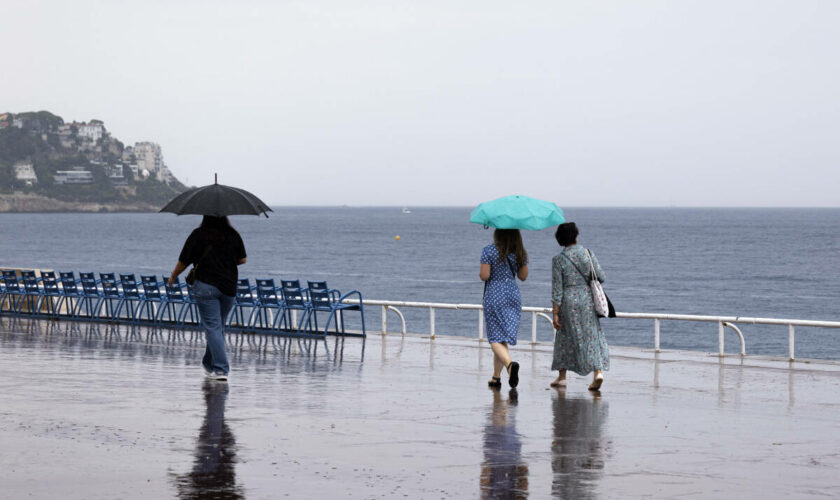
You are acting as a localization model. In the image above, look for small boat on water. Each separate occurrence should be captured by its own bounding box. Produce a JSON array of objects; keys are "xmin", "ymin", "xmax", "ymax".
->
[{"xmin": 402, "ymin": 207, "xmax": 412, "ymax": 214}]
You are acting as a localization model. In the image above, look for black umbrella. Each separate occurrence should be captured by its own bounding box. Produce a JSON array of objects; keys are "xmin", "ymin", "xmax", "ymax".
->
[{"xmin": 159, "ymin": 174, "xmax": 273, "ymax": 218}]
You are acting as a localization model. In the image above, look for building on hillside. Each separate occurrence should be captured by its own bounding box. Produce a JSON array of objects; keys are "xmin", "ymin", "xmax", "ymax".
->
[
  {"xmin": 134, "ymin": 142, "xmax": 168, "ymax": 182},
  {"xmin": 78, "ymin": 122, "xmax": 103, "ymax": 142},
  {"xmin": 54, "ymin": 167, "xmax": 94, "ymax": 185},
  {"xmin": 104, "ymin": 165, "xmax": 127, "ymax": 185},
  {"xmin": 0, "ymin": 113, "xmax": 11, "ymax": 129},
  {"xmin": 13, "ymin": 162, "xmax": 38, "ymax": 186},
  {"xmin": 128, "ymin": 164, "xmax": 139, "ymax": 177}
]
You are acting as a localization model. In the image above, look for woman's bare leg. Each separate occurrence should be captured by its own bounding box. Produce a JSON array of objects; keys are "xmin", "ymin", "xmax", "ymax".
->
[{"xmin": 490, "ymin": 342, "xmax": 512, "ymax": 374}]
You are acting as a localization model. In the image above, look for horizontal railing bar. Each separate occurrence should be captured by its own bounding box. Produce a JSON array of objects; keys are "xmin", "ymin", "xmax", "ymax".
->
[{"xmin": 349, "ymin": 299, "xmax": 840, "ymax": 329}]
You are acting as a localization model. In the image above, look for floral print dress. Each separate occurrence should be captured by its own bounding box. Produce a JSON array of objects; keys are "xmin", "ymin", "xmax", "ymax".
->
[{"xmin": 551, "ymin": 245, "xmax": 610, "ymax": 375}]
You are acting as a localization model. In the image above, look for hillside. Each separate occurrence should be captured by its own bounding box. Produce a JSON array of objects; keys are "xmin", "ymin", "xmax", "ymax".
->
[{"xmin": 0, "ymin": 111, "xmax": 187, "ymax": 212}]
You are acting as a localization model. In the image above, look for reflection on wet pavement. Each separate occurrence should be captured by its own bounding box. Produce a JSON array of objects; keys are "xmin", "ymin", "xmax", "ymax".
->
[
  {"xmin": 173, "ymin": 381, "xmax": 243, "ymax": 499},
  {"xmin": 551, "ymin": 390, "xmax": 608, "ymax": 499},
  {"xmin": 481, "ymin": 389, "xmax": 528, "ymax": 499},
  {"xmin": 2, "ymin": 317, "xmax": 840, "ymax": 498}
]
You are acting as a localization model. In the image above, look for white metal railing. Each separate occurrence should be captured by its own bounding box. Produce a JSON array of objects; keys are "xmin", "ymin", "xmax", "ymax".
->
[{"xmin": 349, "ymin": 299, "xmax": 840, "ymax": 361}]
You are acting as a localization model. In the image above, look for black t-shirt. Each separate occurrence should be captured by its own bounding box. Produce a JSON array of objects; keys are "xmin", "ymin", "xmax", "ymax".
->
[{"xmin": 178, "ymin": 226, "xmax": 246, "ymax": 296}]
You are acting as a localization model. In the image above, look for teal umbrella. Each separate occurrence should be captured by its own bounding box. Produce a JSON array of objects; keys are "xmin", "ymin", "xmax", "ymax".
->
[{"xmin": 470, "ymin": 195, "xmax": 565, "ymax": 230}]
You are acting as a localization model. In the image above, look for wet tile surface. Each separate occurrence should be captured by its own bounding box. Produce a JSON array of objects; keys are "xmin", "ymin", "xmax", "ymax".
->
[{"xmin": 1, "ymin": 318, "xmax": 839, "ymax": 499}]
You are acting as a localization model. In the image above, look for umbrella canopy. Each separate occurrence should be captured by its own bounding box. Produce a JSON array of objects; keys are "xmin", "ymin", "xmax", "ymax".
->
[
  {"xmin": 159, "ymin": 175, "xmax": 273, "ymax": 217},
  {"xmin": 470, "ymin": 195, "xmax": 564, "ymax": 230}
]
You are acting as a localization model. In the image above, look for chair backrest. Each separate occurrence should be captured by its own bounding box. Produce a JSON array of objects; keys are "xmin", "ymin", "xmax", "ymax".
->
[
  {"xmin": 102, "ymin": 281, "xmax": 121, "ymax": 298},
  {"xmin": 163, "ymin": 275, "xmax": 185, "ymax": 302},
  {"xmin": 22, "ymin": 274, "xmax": 41, "ymax": 294},
  {"xmin": 235, "ymin": 279, "xmax": 256, "ymax": 305},
  {"xmin": 80, "ymin": 274, "xmax": 100, "ymax": 297},
  {"xmin": 307, "ymin": 281, "xmax": 332, "ymax": 309},
  {"xmin": 119, "ymin": 274, "xmax": 141, "ymax": 299},
  {"xmin": 2, "ymin": 270, "xmax": 21, "ymax": 292},
  {"xmin": 41, "ymin": 274, "xmax": 60, "ymax": 295},
  {"xmin": 255, "ymin": 279, "xmax": 280, "ymax": 306},
  {"xmin": 100, "ymin": 273, "xmax": 117, "ymax": 284},
  {"xmin": 21, "ymin": 270, "xmax": 37, "ymax": 280},
  {"xmin": 280, "ymin": 280, "xmax": 307, "ymax": 308},
  {"xmin": 59, "ymin": 272, "xmax": 79, "ymax": 295},
  {"xmin": 141, "ymin": 275, "xmax": 162, "ymax": 300}
]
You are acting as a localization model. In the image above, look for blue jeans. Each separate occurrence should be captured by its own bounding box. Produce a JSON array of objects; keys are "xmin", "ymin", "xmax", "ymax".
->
[{"xmin": 193, "ymin": 280, "xmax": 235, "ymax": 375}]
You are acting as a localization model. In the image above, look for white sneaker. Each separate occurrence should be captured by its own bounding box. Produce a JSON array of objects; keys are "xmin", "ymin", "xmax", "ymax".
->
[
  {"xmin": 208, "ymin": 372, "xmax": 228, "ymax": 381},
  {"xmin": 203, "ymin": 367, "xmax": 213, "ymax": 377}
]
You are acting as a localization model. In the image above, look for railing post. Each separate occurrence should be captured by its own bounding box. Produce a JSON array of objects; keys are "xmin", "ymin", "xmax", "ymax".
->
[
  {"xmin": 789, "ymin": 325, "xmax": 795, "ymax": 361},
  {"xmin": 531, "ymin": 311, "xmax": 537, "ymax": 343},
  {"xmin": 381, "ymin": 305, "xmax": 387, "ymax": 335},
  {"xmin": 718, "ymin": 321, "xmax": 725, "ymax": 357},
  {"xmin": 429, "ymin": 307, "xmax": 435, "ymax": 338},
  {"xmin": 654, "ymin": 319, "xmax": 660, "ymax": 353},
  {"xmin": 478, "ymin": 309, "xmax": 484, "ymax": 340}
]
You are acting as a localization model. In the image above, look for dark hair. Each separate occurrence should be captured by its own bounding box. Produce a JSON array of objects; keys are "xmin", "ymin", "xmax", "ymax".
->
[
  {"xmin": 201, "ymin": 215, "xmax": 232, "ymax": 229},
  {"xmin": 200, "ymin": 215, "xmax": 234, "ymax": 244},
  {"xmin": 493, "ymin": 229, "xmax": 528, "ymax": 267},
  {"xmin": 555, "ymin": 222, "xmax": 579, "ymax": 247}
]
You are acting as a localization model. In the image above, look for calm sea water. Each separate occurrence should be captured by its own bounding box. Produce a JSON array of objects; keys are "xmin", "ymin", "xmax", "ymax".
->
[{"xmin": 2, "ymin": 208, "xmax": 839, "ymax": 360}]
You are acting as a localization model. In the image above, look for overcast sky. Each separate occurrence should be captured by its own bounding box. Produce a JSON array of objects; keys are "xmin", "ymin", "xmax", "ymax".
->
[{"xmin": 3, "ymin": 1, "xmax": 838, "ymax": 206}]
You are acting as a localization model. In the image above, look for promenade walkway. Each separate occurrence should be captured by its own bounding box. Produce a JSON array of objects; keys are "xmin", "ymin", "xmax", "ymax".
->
[{"xmin": 1, "ymin": 317, "xmax": 839, "ymax": 499}]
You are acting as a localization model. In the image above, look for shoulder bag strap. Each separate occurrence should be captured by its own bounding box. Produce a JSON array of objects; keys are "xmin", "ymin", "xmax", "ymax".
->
[
  {"xmin": 193, "ymin": 245, "xmax": 213, "ymax": 272},
  {"xmin": 586, "ymin": 249, "xmax": 598, "ymax": 280},
  {"xmin": 560, "ymin": 251, "xmax": 591, "ymax": 282}
]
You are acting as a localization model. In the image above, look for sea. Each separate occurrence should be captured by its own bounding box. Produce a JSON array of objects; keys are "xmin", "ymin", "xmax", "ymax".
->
[{"xmin": 2, "ymin": 207, "xmax": 839, "ymax": 360}]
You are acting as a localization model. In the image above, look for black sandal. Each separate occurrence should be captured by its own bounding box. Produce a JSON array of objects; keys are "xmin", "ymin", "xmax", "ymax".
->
[
  {"xmin": 488, "ymin": 377, "xmax": 502, "ymax": 388},
  {"xmin": 508, "ymin": 361, "xmax": 520, "ymax": 388}
]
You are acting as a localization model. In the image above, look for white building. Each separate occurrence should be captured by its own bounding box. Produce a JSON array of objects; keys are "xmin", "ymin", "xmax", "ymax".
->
[
  {"xmin": 78, "ymin": 122, "xmax": 103, "ymax": 142},
  {"xmin": 54, "ymin": 167, "xmax": 94, "ymax": 185},
  {"xmin": 13, "ymin": 162, "xmax": 38, "ymax": 186},
  {"xmin": 134, "ymin": 142, "xmax": 167, "ymax": 182},
  {"xmin": 104, "ymin": 164, "xmax": 127, "ymax": 185}
]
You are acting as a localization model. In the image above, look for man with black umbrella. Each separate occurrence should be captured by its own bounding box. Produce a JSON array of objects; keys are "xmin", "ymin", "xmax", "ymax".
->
[{"xmin": 169, "ymin": 215, "xmax": 247, "ymax": 381}]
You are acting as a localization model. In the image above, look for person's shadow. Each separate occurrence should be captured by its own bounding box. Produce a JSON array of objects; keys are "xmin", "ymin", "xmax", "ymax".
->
[
  {"xmin": 174, "ymin": 381, "xmax": 244, "ymax": 499},
  {"xmin": 480, "ymin": 388, "xmax": 529, "ymax": 499},
  {"xmin": 551, "ymin": 389, "xmax": 609, "ymax": 499}
]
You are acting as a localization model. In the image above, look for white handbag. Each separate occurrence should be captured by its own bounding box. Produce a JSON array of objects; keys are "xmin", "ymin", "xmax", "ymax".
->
[{"xmin": 586, "ymin": 249, "xmax": 609, "ymax": 317}]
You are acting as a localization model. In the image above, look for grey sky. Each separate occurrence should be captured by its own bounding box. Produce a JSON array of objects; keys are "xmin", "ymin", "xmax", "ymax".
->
[{"xmin": 3, "ymin": 1, "xmax": 838, "ymax": 206}]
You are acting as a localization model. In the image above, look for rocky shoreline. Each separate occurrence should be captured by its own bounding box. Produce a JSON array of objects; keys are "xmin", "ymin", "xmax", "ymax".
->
[{"xmin": 0, "ymin": 193, "xmax": 159, "ymax": 213}]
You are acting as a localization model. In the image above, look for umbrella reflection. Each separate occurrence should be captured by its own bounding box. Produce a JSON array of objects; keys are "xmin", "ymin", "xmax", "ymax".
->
[
  {"xmin": 480, "ymin": 389, "xmax": 529, "ymax": 499},
  {"xmin": 174, "ymin": 381, "xmax": 243, "ymax": 499},
  {"xmin": 551, "ymin": 390, "xmax": 609, "ymax": 499}
]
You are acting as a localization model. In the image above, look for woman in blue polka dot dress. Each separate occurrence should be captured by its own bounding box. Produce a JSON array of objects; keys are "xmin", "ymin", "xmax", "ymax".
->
[{"xmin": 480, "ymin": 229, "xmax": 529, "ymax": 388}]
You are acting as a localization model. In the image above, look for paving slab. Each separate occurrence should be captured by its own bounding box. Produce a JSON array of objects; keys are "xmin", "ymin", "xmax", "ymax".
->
[{"xmin": 1, "ymin": 317, "xmax": 839, "ymax": 499}]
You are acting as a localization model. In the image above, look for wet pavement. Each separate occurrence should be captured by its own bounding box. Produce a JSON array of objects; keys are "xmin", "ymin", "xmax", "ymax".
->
[{"xmin": 1, "ymin": 317, "xmax": 839, "ymax": 499}]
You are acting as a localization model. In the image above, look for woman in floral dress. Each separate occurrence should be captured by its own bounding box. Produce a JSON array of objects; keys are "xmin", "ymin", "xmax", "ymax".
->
[
  {"xmin": 480, "ymin": 229, "xmax": 529, "ymax": 388},
  {"xmin": 550, "ymin": 222, "xmax": 609, "ymax": 390}
]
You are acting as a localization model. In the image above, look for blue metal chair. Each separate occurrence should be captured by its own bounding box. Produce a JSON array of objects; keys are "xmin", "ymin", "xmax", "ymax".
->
[
  {"xmin": 157, "ymin": 276, "xmax": 197, "ymax": 326},
  {"xmin": 227, "ymin": 278, "xmax": 258, "ymax": 330},
  {"xmin": 249, "ymin": 278, "xmax": 287, "ymax": 331},
  {"xmin": 76, "ymin": 273, "xmax": 103, "ymax": 320},
  {"xmin": 98, "ymin": 273, "xmax": 123, "ymax": 321},
  {"xmin": 138, "ymin": 275, "xmax": 165, "ymax": 324},
  {"xmin": 20, "ymin": 271, "xmax": 43, "ymax": 316},
  {"xmin": 58, "ymin": 272, "xmax": 83, "ymax": 319},
  {"xmin": 36, "ymin": 271, "xmax": 62, "ymax": 318},
  {"xmin": 307, "ymin": 280, "xmax": 366, "ymax": 337},
  {"xmin": 114, "ymin": 274, "xmax": 144, "ymax": 323},
  {"xmin": 1, "ymin": 270, "xmax": 25, "ymax": 315},
  {"xmin": 279, "ymin": 279, "xmax": 314, "ymax": 335}
]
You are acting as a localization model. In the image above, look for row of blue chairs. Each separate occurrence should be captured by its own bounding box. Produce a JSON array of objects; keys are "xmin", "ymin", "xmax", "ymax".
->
[{"xmin": 0, "ymin": 270, "xmax": 366, "ymax": 338}]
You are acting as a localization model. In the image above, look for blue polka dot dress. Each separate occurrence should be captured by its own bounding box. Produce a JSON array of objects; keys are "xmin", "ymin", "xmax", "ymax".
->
[{"xmin": 481, "ymin": 244, "xmax": 526, "ymax": 345}]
